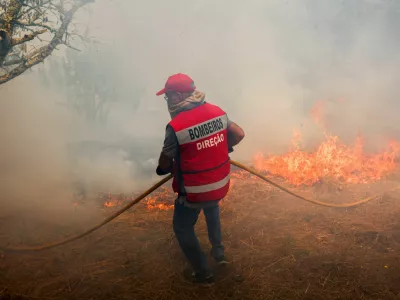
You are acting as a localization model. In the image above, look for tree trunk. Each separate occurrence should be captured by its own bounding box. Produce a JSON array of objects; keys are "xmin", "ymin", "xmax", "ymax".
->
[{"xmin": 0, "ymin": 0, "xmax": 23, "ymax": 66}]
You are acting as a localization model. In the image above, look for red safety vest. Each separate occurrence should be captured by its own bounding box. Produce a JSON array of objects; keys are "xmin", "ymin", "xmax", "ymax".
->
[{"xmin": 168, "ymin": 102, "xmax": 230, "ymax": 203}]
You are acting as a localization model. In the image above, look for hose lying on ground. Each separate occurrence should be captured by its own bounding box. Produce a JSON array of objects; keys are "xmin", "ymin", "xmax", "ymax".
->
[
  {"xmin": 1, "ymin": 160, "xmax": 399, "ymax": 252},
  {"xmin": 230, "ymin": 161, "xmax": 400, "ymax": 208},
  {"xmin": 1, "ymin": 174, "xmax": 173, "ymax": 253}
]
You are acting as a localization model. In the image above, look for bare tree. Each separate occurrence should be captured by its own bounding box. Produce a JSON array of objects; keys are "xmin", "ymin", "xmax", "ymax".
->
[{"xmin": 0, "ymin": 0, "xmax": 94, "ymax": 85}]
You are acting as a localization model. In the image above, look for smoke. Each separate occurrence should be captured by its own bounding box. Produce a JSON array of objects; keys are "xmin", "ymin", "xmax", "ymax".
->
[
  {"xmin": 99, "ymin": 0, "xmax": 400, "ymax": 156},
  {"xmin": 1, "ymin": 0, "xmax": 400, "ymax": 220},
  {"xmin": 0, "ymin": 77, "xmax": 80, "ymax": 220}
]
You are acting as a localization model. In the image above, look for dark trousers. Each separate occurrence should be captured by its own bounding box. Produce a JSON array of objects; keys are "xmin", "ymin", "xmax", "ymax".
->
[{"xmin": 173, "ymin": 200, "xmax": 224, "ymax": 274}]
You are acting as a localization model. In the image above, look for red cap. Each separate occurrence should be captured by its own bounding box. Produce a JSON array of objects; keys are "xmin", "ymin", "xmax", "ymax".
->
[{"xmin": 156, "ymin": 73, "xmax": 196, "ymax": 96}]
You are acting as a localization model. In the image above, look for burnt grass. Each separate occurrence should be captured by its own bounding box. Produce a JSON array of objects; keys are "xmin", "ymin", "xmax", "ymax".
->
[{"xmin": 1, "ymin": 174, "xmax": 400, "ymax": 300}]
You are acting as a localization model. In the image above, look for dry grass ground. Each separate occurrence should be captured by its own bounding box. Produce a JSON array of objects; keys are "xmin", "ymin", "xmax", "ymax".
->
[{"xmin": 1, "ymin": 170, "xmax": 400, "ymax": 300}]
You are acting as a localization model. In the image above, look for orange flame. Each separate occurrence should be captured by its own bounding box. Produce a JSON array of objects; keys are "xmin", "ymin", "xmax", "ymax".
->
[
  {"xmin": 104, "ymin": 199, "xmax": 124, "ymax": 208},
  {"xmin": 144, "ymin": 187, "xmax": 174, "ymax": 211},
  {"xmin": 254, "ymin": 100, "xmax": 400, "ymax": 187},
  {"xmin": 100, "ymin": 187, "xmax": 175, "ymax": 211},
  {"xmin": 100, "ymin": 193, "xmax": 131, "ymax": 208},
  {"xmin": 146, "ymin": 199, "xmax": 174, "ymax": 210},
  {"xmin": 254, "ymin": 133, "xmax": 400, "ymax": 186}
]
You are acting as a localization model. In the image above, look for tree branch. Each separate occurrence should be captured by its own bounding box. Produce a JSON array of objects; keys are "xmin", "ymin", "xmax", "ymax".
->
[
  {"xmin": 2, "ymin": 56, "xmax": 25, "ymax": 67},
  {"xmin": 19, "ymin": 0, "xmax": 52, "ymax": 19},
  {"xmin": 0, "ymin": 0, "xmax": 95, "ymax": 85},
  {"xmin": 11, "ymin": 29, "xmax": 47, "ymax": 46},
  {"xmin": 0, "ymin": 0, "xmax": 23, "ymax": 65},
  {"xmin": 14, "ymin": 21, "xmax": 58, "ymax": 34}
]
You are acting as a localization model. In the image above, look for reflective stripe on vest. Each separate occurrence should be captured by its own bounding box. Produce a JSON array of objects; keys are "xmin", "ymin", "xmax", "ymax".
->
[
  {"xmin": 184, "ymin": 173, "xmax": 230, "ymax": 193},
  {"xmin": 175, "ymin": 115, "xmax": 229, "ymax": 145}
]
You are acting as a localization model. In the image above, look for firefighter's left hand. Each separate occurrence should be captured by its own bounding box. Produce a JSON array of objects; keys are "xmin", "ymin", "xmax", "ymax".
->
[{"xmin": 156, "ymin": 165, "xmax": 171, "ymax": 176}]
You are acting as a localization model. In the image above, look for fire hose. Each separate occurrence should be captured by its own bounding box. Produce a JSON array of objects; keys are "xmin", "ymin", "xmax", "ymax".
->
[{"xmin": 1, "ymin": 160, "xmax": 399, "ymax": 253}]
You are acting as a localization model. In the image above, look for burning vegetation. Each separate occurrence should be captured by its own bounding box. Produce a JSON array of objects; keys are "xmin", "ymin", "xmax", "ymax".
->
[
  {"xmin": 99, "ymin": 187, "xmax": 174, "ymax": 210},
  {"xmin": 253, "ymin": 131, "xmax": 400, "ymax": 187},
  {"xmin": 254, "ymin": 101, "xmax": 400, "ymax": 187}
]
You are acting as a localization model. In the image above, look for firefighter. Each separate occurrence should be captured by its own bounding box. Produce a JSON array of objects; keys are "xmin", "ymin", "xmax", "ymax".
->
[{"xmin": 155, "ymin": 73, "xmax": 245, "ymax": 285}]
